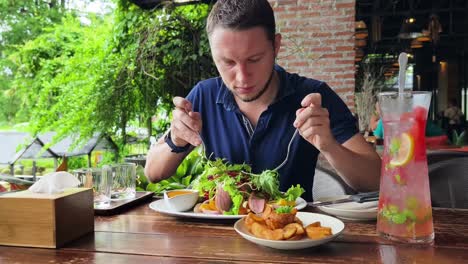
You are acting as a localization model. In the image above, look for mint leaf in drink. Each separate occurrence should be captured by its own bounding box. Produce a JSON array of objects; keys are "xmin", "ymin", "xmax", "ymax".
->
[
  {"xmin": 382, "ymin": 207, "xmax": 393, "ymax": 220},
  {"xmin": 389, "ymin": 137, "xmax": 401, "ymax": 156},
  {"xmin": 391, "ymin": 213, "xmax": 407, "ymax": 224},
  {"xmin": 388, "ymin": 204, "xmax": 399, "ymax": 214},
  {"xmin": 403, "ymin": 209, "xmax": 416, "ymax": 221},
  {"xmin": 394, "ymin": 174, "xmax": 406, "ymax": 185},
  {"xmin": 405, "ymin": 197, "xmax": 419, "ymax": 210}
]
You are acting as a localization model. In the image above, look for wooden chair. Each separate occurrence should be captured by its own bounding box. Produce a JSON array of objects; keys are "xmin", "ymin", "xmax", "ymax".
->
[{"xmin": 428, "ymin": 157, "xmax": 468, "ymax": 208}]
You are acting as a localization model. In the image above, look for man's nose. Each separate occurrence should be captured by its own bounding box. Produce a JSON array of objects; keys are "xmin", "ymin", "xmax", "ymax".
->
[{"xmin": 236, "ymin": 63, "xmax": 251, "ymax": 84}]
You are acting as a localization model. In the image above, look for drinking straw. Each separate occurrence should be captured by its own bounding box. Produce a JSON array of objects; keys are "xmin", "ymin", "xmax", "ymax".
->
[{"xmin": 398, "ymin": 52, "xmax": 408, "ymax": 95}]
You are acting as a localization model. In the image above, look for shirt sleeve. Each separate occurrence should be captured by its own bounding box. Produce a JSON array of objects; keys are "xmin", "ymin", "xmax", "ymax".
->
[
  {"xmin": 185, "ymin": 82, "xmax": 203, "ymax": 113},
  {"xmin": 319, "ymin": 82, "xmax": 359, "ymax": 144}
]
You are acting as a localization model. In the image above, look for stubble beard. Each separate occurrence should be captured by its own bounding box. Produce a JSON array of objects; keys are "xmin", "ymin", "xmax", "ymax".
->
[{"xmin": 234, "ymin": 67, "xmax": 275, "ymax": 103}]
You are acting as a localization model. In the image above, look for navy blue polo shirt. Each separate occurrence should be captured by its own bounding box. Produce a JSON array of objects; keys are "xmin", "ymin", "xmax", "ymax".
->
[{"xmin": 186, "ymin": 65, "xmax": 358, "ymax": 201}]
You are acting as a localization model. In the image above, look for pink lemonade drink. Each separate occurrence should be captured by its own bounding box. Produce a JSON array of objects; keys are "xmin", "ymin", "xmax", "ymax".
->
[{"xmin": 377, "ymin": 91, "xmax": 434, "ymax": 244}]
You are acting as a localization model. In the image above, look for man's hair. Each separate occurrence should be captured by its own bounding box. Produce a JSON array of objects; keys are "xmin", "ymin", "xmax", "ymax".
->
[{"xmin": 206, "ymin": 0, "xmax": 276, "ymax": 43}]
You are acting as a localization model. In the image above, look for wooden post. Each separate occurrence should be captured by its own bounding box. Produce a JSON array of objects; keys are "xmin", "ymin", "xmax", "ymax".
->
[
  {"xmin": 32, "ymin": 160, "xmax": 37, "ymax": 182},
  {"xmin": 88, "ymin": 153, "xmax": 92, "ymax": 168}
]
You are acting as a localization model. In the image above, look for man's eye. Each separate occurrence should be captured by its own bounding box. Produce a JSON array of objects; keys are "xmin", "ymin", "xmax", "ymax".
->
[
  {"xmin": 248, "ymin": 58, "xmax": 261, "ymax": 63},
  {"xmin": 223, "ymin": 60, "xmax": 235, "ymax": 66}
]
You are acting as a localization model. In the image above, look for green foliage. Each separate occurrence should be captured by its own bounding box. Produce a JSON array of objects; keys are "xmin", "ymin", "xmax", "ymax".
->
[
  {"xmin": 94, "ymin": 3, "xmax": 216, "ymax": 144},
  {"xmin": 67, "ymin": 156, "xmax": 89, "ymax": 170},
  {"xmin": 135, "ymin": 164, "xmax": 148, "ymax": 191},
  {"xmin": 451, "ymin": 130, "xmax": 466, "ymax": 147},
  {"xmin": 18, "ymin": 159, "xmax": 55, "ymax": 169},
  {"xmin": 0, "ymin": 0, "xmax": 69, "ymax": 123},
  {"xmin": 142, "ymin": 147, "xmax": 203, "ymax": 194},
  {"xmin": 5, "ymin": 1, "xmax": 216, "ymax": 153}
]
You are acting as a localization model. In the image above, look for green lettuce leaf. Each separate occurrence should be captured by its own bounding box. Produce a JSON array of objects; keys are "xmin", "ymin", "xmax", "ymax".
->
[
  {"xmin": 275, "ymin": 206, "xmax": 293, "ymax": 214},
  {"xmin": 283, "ymin": 184, "xmax": 305, "ymax": 201}
]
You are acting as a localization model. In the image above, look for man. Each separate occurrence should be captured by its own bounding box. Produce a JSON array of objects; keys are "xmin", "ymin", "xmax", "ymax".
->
[{"xmin": 145, "ymin": 0, "xmax": 380, "ymax": 201}]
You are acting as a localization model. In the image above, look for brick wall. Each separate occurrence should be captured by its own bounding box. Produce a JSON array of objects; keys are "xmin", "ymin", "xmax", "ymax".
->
[{"xmin": 270, "ymin": 0, "xmax": 356, "ymax": 110}]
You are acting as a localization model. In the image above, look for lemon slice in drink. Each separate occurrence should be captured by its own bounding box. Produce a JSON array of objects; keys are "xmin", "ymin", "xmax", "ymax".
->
[{"xmin": 389, "ymin": 133, "xmax": 414, "ymax": 167}]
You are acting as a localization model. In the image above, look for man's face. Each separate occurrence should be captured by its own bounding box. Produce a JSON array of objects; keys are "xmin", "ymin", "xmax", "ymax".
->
[{"xmin": 209, "ymin": 26, "xmax": 281, "ymax": 102}]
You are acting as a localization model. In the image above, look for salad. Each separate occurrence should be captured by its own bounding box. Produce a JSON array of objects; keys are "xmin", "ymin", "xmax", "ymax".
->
[{"xmin": 191, "ymin": 157, "xmax": 304, "ymax": 215}]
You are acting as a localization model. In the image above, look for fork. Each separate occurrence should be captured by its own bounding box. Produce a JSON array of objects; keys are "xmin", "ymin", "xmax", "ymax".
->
[
  {"xmin": 197, "ymin": 125, "xmax": 298, "ymax": 173},
  {"xmin": 273, "ymin": 128, "xmax": 299, "ymax": 171}
]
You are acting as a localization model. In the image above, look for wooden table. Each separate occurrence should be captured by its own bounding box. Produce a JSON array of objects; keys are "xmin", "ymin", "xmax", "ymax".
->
[{"xmin": 1, "ymin": 199, "xmax": 468, "ymax": 263}]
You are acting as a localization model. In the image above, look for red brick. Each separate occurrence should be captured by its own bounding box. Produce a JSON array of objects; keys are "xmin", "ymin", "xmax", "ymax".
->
[
  {"xmin": 277, "ymin": 13, "xmax": 299, "ymax": 20},
  {"xmin": 335, "ymin": 46, "xmax": 354, "ymax": 52},
  {"xmin": 336, "ymin": 60, "xmax": 355, "ymax": 65},
  {"xmin": 336, "ymin": 3, "xmax": 355, "ymax": 9},
  {"xmin": 311, "ymin": 32, "xmax": 333, "ymax": 38},
  {"xmin": 334, "ymin": 88, "xmax": 354, "ymax": 93},
  {"xmin": 311, "ymin": 74, "xmax": 328, "ymax": 80},
  {"xmin": 321, "ymin": 39, "xmax": 347, "ymax": 46},
  {"xmin": 275, "ymin": 0, "xmax": 355, "ymax": 100},
  {"xmin": 334, "ymin": 31, "xmax": 353, "ymax": 37},
  {"xmin": 274, "ymin": 0, "xmax": 298, "ymax": 6},
  {"xmin": 335, "ymin": 17, "xmax": 354, "ymax": 23},
  {"xmin": 289, "ymin": 61, "xmax": 309, "ymax": 67},
  {"xmin": 335, "ymin": 73, "xmax": 355, "ymax": 79},
  {"xmin": 279, "ymin": 27, "xmax": 296, "ymax": 33},
  {"xmin": 287, "ymin": 6, "xmax": 308, "ymax": 12},
  {"xmin": 311, "ymin": 47, "xmax": 334, "ymax": 52},
  {"xmin": 321, "ymin": 53, "xmax": 344, "ymax": 59},
  {"xmin": 325, "ymin": 67, "xmax": 349, "ymax": 73}
]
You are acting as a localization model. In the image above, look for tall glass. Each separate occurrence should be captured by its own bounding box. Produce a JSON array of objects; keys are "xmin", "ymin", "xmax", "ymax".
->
[
  {"xmin": 82, "ymin": 168, "xmax": 112, "ymax": 209},
  {"xmin": 377, "ymin": 91, "xmax": 434, "ymax": 244},
  {"xmin": 104, "ymin": 163, "xmax": 136, "ymax": 200}
]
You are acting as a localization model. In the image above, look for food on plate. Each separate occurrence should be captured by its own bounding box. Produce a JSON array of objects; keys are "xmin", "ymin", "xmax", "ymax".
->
[
  {"xmin": 0, "ymin": 181, "xmax": 30, "ymax": 193},
  {"xmin": 191, "ymin": 158, "xmax": 305, "ymax": 215},
  {"xmin": 165, "ymin": 190, "xmax": 197, "ymax": 198},
  {"xmin": 263, "ymin": 204, "xmax": 297, "ymax": 229},
  {"xmin": 243, "ymin": 205, "xmax": 332, "ymax": 241},
  {"xmin": 305, "ymin": 222, "xmax": 332, "ymax": 239}
]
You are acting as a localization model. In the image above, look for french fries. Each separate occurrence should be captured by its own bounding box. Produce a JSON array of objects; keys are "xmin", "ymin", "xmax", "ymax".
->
[
  {"xmin": 243, "ymin": 206, "xmax": 332, "ymax": 241},
  {"xmin": 305, "ymin": 223, "xmax": 332, "ymax": 239}
]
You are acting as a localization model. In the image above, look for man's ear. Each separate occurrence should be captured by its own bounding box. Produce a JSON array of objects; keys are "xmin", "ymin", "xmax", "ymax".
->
[{"xmin": 274, "ymin": 33, "xmax": 282, "ymax": 57}]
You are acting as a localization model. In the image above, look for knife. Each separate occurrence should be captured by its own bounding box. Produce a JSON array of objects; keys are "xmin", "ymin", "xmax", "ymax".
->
[{"xmin": 307, "ymin": 191, "xmax": 379, "ymax": 207}]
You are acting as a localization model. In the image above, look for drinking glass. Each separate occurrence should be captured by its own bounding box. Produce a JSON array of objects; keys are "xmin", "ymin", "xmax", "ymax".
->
[
  {"xmin": 82, "ymin": 168, "xmax": 112, "ymax": 209},
  {"xmin": 104, "ymin": 163, "xmax": 136, "ymax": 200},
  {"xmin": 377, "ymin": 91, "xmax": 434, "ymax": 244}
]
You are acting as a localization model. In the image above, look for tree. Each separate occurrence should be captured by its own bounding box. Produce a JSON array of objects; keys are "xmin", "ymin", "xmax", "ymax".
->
[
  {"xmin": 0, "ymin": 0, "xmax": 68, "ymax": 123},
  {"xmin": 10, "ymin": 1, "xmax": 216, "ymax": 153},
  {"xmin": 97, "ymin": 2, "xmax": 216, "ymax": 142}
]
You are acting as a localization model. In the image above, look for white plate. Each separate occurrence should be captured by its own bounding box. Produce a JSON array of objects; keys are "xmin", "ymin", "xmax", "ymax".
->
[
  {"xmin": 149, "ymin": 197, "xmax": 307, "ymax": 220},
  {"xmin": 316, "ymin": 195, "xmax": 378, "ymax": 221},
  {"xmin": 234, "ymin": 212, "xmax": 345, "ymax": 250}
]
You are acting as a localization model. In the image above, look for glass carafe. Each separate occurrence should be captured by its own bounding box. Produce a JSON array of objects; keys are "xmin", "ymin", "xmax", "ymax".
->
[{"xmin": 376, "ymin": 91, "xmax": 434, "ymax": 244}]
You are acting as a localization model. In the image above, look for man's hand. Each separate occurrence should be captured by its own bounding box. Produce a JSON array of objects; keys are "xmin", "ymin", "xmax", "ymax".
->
[
  {"xmin": 293, "ymin": 93, "xmax": 336, "ymax": 152},
  {"xmin": 171, "ymin": 97, "xmax": 203, "ymax": 147}
]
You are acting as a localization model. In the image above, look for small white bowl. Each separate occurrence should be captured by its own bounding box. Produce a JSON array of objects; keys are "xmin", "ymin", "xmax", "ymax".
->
[{"xmin": 163, "ymin": 189, "xmax": 199, "ymax": 212}]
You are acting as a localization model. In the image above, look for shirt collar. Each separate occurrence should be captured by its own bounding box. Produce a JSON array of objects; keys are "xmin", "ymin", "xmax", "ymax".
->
[{"xmin": 215, "ymin": 64, "xmax": 295, "ymax": 111}]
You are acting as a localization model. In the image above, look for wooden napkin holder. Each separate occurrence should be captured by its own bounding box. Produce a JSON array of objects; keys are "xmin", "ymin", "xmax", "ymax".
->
[{"xmin": 0, "ymin": 188, "xmax": 94, "ymax": 248}]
